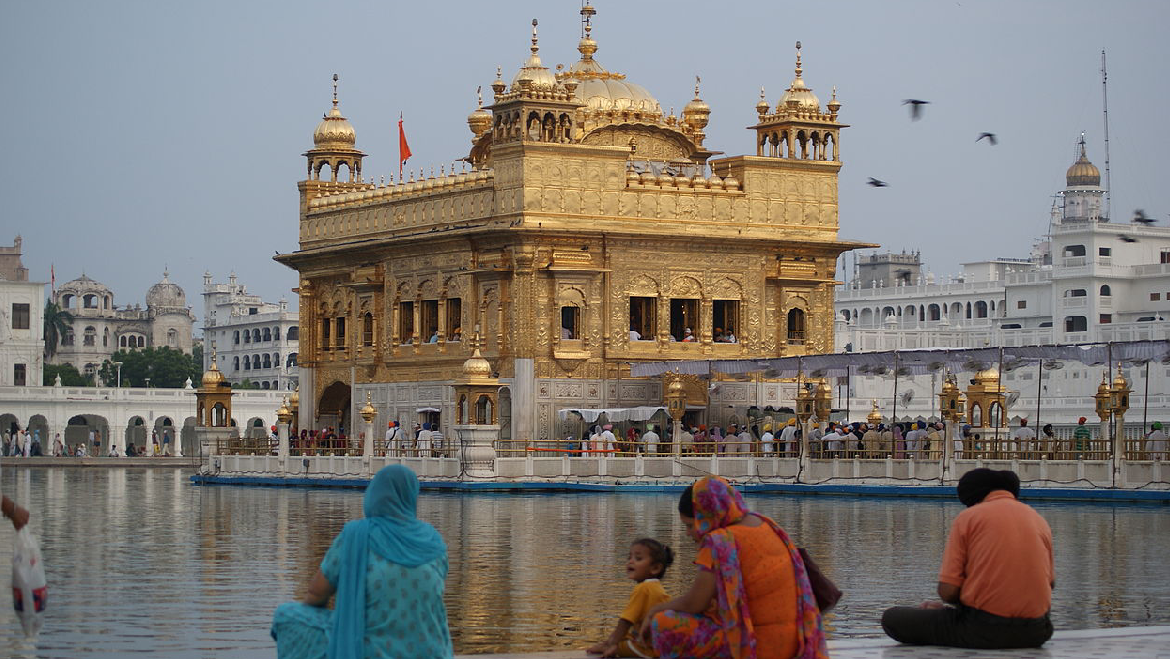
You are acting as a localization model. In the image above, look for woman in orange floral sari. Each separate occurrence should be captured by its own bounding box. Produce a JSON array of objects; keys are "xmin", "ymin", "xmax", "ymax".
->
[{"xmin": 640, "ymin": 476, "xmax": 829, "ymax": 659}]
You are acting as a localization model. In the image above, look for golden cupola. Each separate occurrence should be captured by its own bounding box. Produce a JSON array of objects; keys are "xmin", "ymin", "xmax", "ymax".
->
[
  {"xmin": 510, "ymin": 19, "xmax": 559, "ymax": 92},
  {"xmin": 313, "ymin": 75, "xmax": 357, "ymax": 147},
  {"xmin": 467, "ymin": 87, "xmax": 492, "ymax": 139},
  {"xmin": 304, "ymin": 74, "xmax": 364, "ymax": 184},
  {"xmin": 1066, "ymin": 138, "xmax": 1101, "ymax": 187},
  {"xmin": 681, "ymin": 76, "xmax": 711, "ymax": 145},
  {"xmin": 201, "ymin": 354, "xmax": 226, "ymax": 389},
  {"xmin": 779, "ymin": 42, "xmax": 820, "ymax": 112}
]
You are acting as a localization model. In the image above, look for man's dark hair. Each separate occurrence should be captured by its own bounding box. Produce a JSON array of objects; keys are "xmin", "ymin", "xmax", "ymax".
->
[{"xmin": 957, "ymin": 468, "xmax": 1021, "ymax": 507}]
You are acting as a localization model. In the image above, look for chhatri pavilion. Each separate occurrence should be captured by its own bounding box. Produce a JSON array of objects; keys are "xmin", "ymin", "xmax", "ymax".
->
[{"xmin": 276, "ymin": 4, "xmax": 870, "ymax": 442}]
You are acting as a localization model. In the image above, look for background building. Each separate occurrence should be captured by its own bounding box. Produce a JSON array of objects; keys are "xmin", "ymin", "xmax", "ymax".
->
[
  {"xmin": 202, "ymin": 271, "xmax": 299, "ymax": 391},
  {"xmin": 0, "ymin": 236, "xmax": 45, "ymax": 387},
  {"xmin": 277, "ymin": 6, "xmax": 868, "ymax": 439},
  {"xmin": 835, "ymin": 139, "xmax": 1170, "ymax": 421},
  {"xmin": 52, "ymin": 271, "xmax": 196, "ymax": 380}
]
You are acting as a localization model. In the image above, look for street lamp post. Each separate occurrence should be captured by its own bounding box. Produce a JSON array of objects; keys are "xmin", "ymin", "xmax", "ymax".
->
[{"xmin": 113, "ymin": 361, "xmax": 123, "ymax": 388}]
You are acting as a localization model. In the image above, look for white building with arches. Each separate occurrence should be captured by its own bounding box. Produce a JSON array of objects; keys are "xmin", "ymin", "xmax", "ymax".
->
[
  {"xmin": 835, "ymin": 139, "xmax": 1170, "ymax": 421},
  {"xmin": 0, "ymin": 380, "xmax": 287, "ymax": 456},
  {"xmin": 201, "ymin": 272, "xmax": 299, "ymax": 391},
  {"xmin": 0, "ymin": 236, "xmax": 44, "ymax": 387},
  {"xmin": 52, "ymin": 271, "xmax": 196, "ymax": 380}
]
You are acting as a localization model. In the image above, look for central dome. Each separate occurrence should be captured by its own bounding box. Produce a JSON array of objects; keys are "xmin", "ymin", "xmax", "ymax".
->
[
  {"xmin": 559, "ymin": 23, "xmax": 661, "ymax": 115},
  {"xmin": 314, "ymin": 103, "xmax": 356, "ymax": 147}
]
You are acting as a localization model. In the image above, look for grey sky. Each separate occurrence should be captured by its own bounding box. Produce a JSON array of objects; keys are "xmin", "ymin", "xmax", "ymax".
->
[{"xmin": 3, "ymin": 0, "xmax": 1167, "ymax": 329}]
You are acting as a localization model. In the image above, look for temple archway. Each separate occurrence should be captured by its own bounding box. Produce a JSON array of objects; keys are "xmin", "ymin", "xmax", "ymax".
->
[{"xmin": 318, "ymin": 381, "xmax": 352, "ymax": 435}]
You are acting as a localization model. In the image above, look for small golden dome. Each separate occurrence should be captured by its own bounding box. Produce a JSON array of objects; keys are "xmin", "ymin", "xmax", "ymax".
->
[
  {"xmin": 974, "ymin": 366, "xmax": 999, "ymax": 381},
  {"xmin": 313, "ymin": 75, "xmax": 356, "ymax": 147},
  {"xmin": 467, "ymin": 87, "xmax": 491, "ymax": 137},
  {"xmin": 510, "ymin": 19, "xmax": 558, "ymax": 92},
  {"xmin": 867, "ymin": 399, "xmax": 883, "ymax": 425},
  {"xmin": 816, "ymin": 380, "xmax": 831, "ymax": 395},
  {"xmin": 462, "ymin": 343, "xmax": 494, "ymax": 380},
  {"xmin": 359, "ymin": 391, "xmax": 377, "ymax": 421},
  {"xmin": 201, "ymin": 360, "xmax": 225, "ymax": 388},
  {"xmin": 1112, "ymin": 365, "xmax": 1128, "ymax": 389},
  {"xmin": 289, "ymin": 386, "xmax": 299, "ymax": 407},
  {"xmin": 1066, "ymin": 138, "xmax": 1100, "ymax": 187},
  {"xmin": 667, "ymin": 378, "xmax": 685, "ymax": 395},
  {"xmin": 1097, "ymin": 372, "xmax": 1111, "ymax": 393},
  {"xmin": 682, "ymin": 77, "xmax": 710, "ymax": 130},
  {"xmin": 779, "ymin": 42, "xmax": 820, "ymax": 112},
  {"xmin": 276, "ymin": 398, "xmax": 293, "ymax": 422},
  {"xmin": 755, "ymin": 87, "xmax": 770, "ymax": 116}
]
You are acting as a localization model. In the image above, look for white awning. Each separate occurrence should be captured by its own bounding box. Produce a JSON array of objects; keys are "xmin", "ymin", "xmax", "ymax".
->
[
  {"xmin": 557, "ymin": 406, "xmax": 668, "ymax": 423},
  {"xmin": 416, "ymin": 407, "xmax": 441, "ymax": 413}
]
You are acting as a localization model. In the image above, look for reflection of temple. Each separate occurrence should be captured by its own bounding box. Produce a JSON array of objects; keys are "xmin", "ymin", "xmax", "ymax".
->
[{"xmin": 277, "ymin": 5, "xmax": 867, "ymax": 441}]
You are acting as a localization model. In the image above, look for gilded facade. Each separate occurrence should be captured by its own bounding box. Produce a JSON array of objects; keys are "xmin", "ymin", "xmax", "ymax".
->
[{"xmin": 276, "ymin": 6, "xmax": 869, "ymax": 441}]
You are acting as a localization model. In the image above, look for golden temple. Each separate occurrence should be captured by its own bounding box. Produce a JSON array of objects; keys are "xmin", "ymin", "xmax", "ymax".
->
[{"xmin": 275, "ymin": 5, "xmax": 871, "ymax": 441}]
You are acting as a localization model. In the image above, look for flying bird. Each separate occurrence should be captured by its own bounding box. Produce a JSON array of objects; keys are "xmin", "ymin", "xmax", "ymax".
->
[
  {"xmin": 1133, "ymin": 209, "xmax": 1155, "ymax": 225},
  {"xmin": 976, "ymin": 132, "xmax": 998, "ymax": 145},
  {"xmin": 902, "ymin": 99, "xmax": 930, "ymax": 120},
  {"xmin": 1119, "ymin": 234, "xmax": 1138, "ymax": 243},
  {"xmin": 867, "ymin": 177, "xmax": 889, "ymax": 188}
]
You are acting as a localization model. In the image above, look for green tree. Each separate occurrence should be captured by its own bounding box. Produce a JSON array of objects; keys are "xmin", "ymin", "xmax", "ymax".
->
[
  {"xmin": 99, "ymin": 347, "xmax": 201, "ymax": 388},
  {"xmin": 43, "ymin": 300, "xmax": 74, "ymax": 359},
  {"xmin": 234, "ymin": 379, "xmax": 262, "ymax": 390},
  {"xmin": 43, "ymin": 362, "xmax": 92, "ymax": 386},
  {"xmin": 190, "ymin": 344, "xmax": 204, "ymax": 383}
]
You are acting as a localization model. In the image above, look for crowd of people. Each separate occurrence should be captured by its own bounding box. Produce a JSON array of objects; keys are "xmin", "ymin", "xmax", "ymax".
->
[
  {"xmin": 2, "ymin": 426, "xmax": 178, "ymax": 458},
  {"xmin": 269, "ymin": 465, "xmax": 1056, "ymax": 658},
  {"xmin": 544, "ymin": 416, "xmax": 1168, "ymax": 461}
]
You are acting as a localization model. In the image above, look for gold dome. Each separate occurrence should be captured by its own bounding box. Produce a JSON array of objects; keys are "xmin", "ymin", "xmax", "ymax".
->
[
  {"xmin": 510, "ymin": 20, "xmax": 558, "ymax": 92},
  {"xmin": 461, "ymin": 336, "xmax": 495, "ymax": 380},
  {"xmin": 1066, "ymin": 138, "xmax": 1100, "ymax": 187},
  {"xmin": 289, "ymin": 386, "xmax": 299, "ymax": 407},
  {"xmin": 682, "ymin": 77, "xmax": 710, "ymax": 130},
  {"xmin": 778, "ymin": 42, "xmax": 820, "ymax": 112},
  {"xmin": 1097, "ymin": 372, "xmax": 1110, "ymax": 394},
  {"xmin": 313, "ymin": 75, "xmax": 357, "ymax": 147},
  {"xmin": 558, "ymin": 8, "xmax": 662, "ymax": 115},
  {"xmin": 201, "ymin": 359, "xmax": 225, "ymax": 388},
  {"xmin": 467, "ymin": 87, "xmax": 491, "ymax": 137},
  {"xmin": 867, "ymin": 399, "xmax": 883, "ymax": 425},
  {"xmin": 974, "ymin": 366, "xmax": 999, "ymax": 382},
  {"xmin": 1112, "ymin": 364, "xmax": 1129, "ymax": 389}
]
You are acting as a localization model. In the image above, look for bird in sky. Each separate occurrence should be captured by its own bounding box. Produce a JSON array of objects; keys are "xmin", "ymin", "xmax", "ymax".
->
[
  {"xmin": 1119, "ymin": 234, "xmax": 1138, "ymax": 243},
  {"xmin": 867, "ymin": 177, "xmax": 889, "ymax": 187},
  {"xmin": 902, "ymin": 99, "xmax": 930, "ymax": 120},
  {"xmin": 976, "ymin": 132, "xmax": 998, "ymax": 145},
  {"xmin": 1133, "ymin": 209, "xmax": 1155, "ymax": 225}
]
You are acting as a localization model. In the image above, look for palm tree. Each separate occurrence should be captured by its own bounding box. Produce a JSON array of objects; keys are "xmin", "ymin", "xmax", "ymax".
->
[{"xmin": 43, "ymin": 300, "xmax": 74, "ymax": 359}]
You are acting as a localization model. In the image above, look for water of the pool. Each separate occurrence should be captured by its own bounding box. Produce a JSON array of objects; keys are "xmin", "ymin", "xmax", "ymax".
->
[{"xmin": 1, "ymin": 467, "xmax": 1166, "ymax": 657}]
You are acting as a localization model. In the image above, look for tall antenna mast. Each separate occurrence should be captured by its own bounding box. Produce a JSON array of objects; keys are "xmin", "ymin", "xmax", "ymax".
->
[{"xmin": 1101, "ymin": 50, "xmax": 1111, "ymax": 220}]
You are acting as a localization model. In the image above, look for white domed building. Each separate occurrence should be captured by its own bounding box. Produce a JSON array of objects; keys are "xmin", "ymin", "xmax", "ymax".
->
[{"xmin": 53, "ymin": 271, "xmax": 196, "ymax": 380}]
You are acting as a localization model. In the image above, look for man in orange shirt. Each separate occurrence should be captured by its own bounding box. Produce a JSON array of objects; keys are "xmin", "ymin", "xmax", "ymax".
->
[{"xmin": 881, "ymin": 468, "xmax": 1054, "ymax": 648}]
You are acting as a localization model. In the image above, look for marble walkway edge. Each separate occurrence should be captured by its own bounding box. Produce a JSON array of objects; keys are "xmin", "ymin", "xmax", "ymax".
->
[{"xmin": 454, "ymin": 625, "xmax": 1170, "ymax": 659}]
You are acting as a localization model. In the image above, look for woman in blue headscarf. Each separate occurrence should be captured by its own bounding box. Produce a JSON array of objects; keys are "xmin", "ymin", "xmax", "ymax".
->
[{"xmin": 271, "ymin": 465, "xmax": 452, "ymax": 659}]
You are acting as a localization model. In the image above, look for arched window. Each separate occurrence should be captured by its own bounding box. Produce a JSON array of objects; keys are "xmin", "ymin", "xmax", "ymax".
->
[
  {"xmin": 287, "ymin": 353, "xmax": 298, "ymax": 367},
  {"xmin": 120, "ymin": 336, "xmax": 127, "ymax": 347},
  {"xmin": 787, "ymin": 308, "xmax": 806, "ymax": 344},
  {"xmin": 975, "ymin": 301, "xmax": 988, "ymax": 318},
  {"xmin": 83, "ymin": 326, "xmax": 97, "ymax": 346},
  {"xmin": 261, "ymin": 381, "xmax": 270, "ymax": 390},
  {"xmin": 167, "ymin": 328, "xmax": 177, "ymax": 347},
  {"xmin": 1100, "ymin": 285, "xmax": 1111, "ymax": 296},
  {"xmin": 273, "ymin": 326, "xmax": 281, "ymax": 341},
  {"xmin": 252, "ymin": 329, "xmax": 261, "ymax": 343},
  {"xmin": 234, "ymin": 330, "xmax": 240, "ymax": 345},
  {"xmin": 263, "ymin": 327, "xmax": 272, "ymax": 342},
  {"xmin": 928, "ymin": 304, "xmax": 941, "ymax": 321},
  {"xmin": 273, "ymin": 352, "xmax": 280, "ymax": 366},
  {"xmin": 252, "ymin": 354, "xmax": 261, "ymax": 369},
  {"xmin": 966, "ymin": 302, "xmax": 972, "ymax": 319},
  {"xmin": 103, "ymin": 328, "xmax": 109, "ymax": 347},
  {"xmin": 233, "ymin": 356, "xmax": 240, "ymax": 371},
  {"xmin": 243, "ymin": 357, "xmax": 251, "ymax": 370},
  {"xmin": 363, "ymin": 312, "xmax": 374, "ymax": 346},
  {"xmin": 288, "ymin": 326, "xmax": 299, "ymax": 340},
  {"xmin": 262, "ymin": 354, "xmax": 272, "ymax": 368},
  {"xmin": 243, "ymin": 330, "xmax": 250, "ymax": 343},
  {"xmin": 137, "ymin": 336, "xmax": 145, "ymax": 348}
]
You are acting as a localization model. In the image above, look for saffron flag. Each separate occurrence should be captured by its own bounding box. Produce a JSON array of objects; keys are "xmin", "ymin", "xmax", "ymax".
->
[{"xmin": 398, "ymin": 114, "xmax": 412, "ymax": 178}]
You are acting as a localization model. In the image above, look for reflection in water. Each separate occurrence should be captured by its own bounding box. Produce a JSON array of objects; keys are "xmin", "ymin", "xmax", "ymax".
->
[{"xmin": 0, "ymin": 467, "xmax": 1167, "ymax": 657}]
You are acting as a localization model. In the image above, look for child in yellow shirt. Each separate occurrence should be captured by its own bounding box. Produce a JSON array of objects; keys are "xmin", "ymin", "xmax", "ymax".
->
[{"xmin": 587, "ymin": 538, "xmax": 674, "ymax": 658}]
